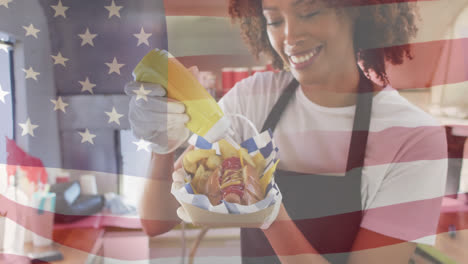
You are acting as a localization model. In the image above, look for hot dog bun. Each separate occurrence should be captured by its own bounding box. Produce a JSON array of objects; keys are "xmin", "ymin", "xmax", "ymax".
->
[
  {"xmin": 242, "ymin": 164, "xmax": 263, "ymax": 205},
  {"xmin": 224, "ymin": 193, "xmax": 242, "ymax": 204},
  {"xmin": 205, "ymin": 168, "xmax": 222, "ymax": 205}
]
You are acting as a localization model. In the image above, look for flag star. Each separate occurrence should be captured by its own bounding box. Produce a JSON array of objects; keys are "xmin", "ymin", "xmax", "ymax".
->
[
  {"xmin": 0, "ymin": 44, "xmax": 8, "ymax": 52},
  {"xmin": 23, "ymin": 67, "xmax": 40, "ymax": 81},
  {"xmin": 79, "ymin": 77, "xmax": 96, "ymax": 94},
  {"xmin": 19, "ymin": 118, "xmax": 39, "ymax": 137},
  {"xmin": 0, "ymin": 0, "xmax": 13, "ymax": 8},
  {"xmin": 133, "ymin": 84, "xmax": 151, "ymax": 101},
  {"xmin": 51, "ymin": 52, "xmax": 69, "ymax": 67},
  {"xmin": 133, "ymin": 27, "xmax": 152, "ymax": 47},
  {"xmin": 0, "ymin": 85, "xmax": 10, "ymax": 103},
  {"xmin": 104, "ymin": 0, "xmax": 123, "ymax": 19},
  {"xmin": 23, "ymin": 24, "xmax": 40, "ymax": 39},
  {"xmin": 50, "ymin": 96, "xmax": 68, "ymax": 113},
  {"xmin": 105, "ymin": 107, "xmax": 124, "ymax": 125},
  {"xmin": 133, "ymin": 139, "xmax": 151, "ymax": 152},
  {"xmin": 78, "ymin": 28, "xmax": 97, "ymax": 47},
  {"xmin": 50, "ymin": 0, "xmax": 69, "ymax": 18},
  {"xmin": 78, "ymin": 129, "xmax": 96, "ymax": 144},
  {"xmin": 105, "ymin": 57, "xmax": 125, "ymax": 75}
]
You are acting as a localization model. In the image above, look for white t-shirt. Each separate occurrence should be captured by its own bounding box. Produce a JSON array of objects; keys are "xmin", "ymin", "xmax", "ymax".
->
[{"xmin": 218, "ymin": 71, "xmax": 447, "ymax": 245}]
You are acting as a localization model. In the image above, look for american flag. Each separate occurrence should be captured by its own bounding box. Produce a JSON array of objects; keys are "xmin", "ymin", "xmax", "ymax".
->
[{"xmin": 0, "ymin": 0, "xmax": 467, "ymax": 263}]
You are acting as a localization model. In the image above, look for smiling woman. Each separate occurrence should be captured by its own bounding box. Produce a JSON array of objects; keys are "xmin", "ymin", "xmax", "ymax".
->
[
  {"xmin": 229, "ymin": 0, "xmax": 419, "ymax": 86},
  {"xmin": 133, "ymin": 0, "xmax": 447, "ymax": 263},
  {"xmin": 219, "ymin": 0, "xmax": 446, "ymax": 264}
]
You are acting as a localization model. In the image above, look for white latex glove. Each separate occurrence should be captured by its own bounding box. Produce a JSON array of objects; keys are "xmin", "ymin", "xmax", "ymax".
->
[{"xmin": 125, "ymin": 66, "xmax": 199, "ymax": 154}]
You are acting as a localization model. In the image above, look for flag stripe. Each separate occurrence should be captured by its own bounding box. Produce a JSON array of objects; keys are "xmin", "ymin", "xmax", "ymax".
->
[
  {"xmin": 4, "ymin": 191, "xmax": 468, "ymax": 260},
  {"xmin": 4, "ymin": 125, "xmax": 457, "ymax": 174},
  {"xmin": 1, "ymin": 0, "xmax": 466, "ymax": 262},
  {"xmin": 162, "ymin": 0, "xmax": 446, "ymax": 17},
  {"xmin": 173, "ymin": 37, "xmax": 468, "ymax": 92}
]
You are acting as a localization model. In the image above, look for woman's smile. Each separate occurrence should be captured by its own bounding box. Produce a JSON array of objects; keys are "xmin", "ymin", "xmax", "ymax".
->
[
  {"xmin": 262, "ymin": 0, "xmax": 357, "ymax": 91},
  {"xmin": 286, "ymin": 44, "xmax": 323, "ymax": 70}
]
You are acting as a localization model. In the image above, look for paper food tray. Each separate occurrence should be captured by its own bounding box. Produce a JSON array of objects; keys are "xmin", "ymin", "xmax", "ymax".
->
[
  {"xmin": 171, "ymin": 129, "xmax": 282, "ymax": 228},
  {"xmin": 180, "ymin": 201, "xmax": 276, "ymax": 228}
]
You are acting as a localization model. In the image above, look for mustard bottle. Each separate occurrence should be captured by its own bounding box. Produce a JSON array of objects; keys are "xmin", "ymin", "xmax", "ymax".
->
[{"xmin": 133, "ymin": 49, "xmax": 233, "ymax": 143}]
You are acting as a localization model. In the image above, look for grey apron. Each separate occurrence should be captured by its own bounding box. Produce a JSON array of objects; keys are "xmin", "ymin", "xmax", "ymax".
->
[{"xmin": 241, "ymin": 69, "xmax": 374, "ymax": 264}]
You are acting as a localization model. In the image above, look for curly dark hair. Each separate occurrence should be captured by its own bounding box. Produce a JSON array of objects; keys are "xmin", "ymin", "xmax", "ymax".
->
[{"xmin": 228, "ymin": 0, "xmax": 419, "ymax": 85}]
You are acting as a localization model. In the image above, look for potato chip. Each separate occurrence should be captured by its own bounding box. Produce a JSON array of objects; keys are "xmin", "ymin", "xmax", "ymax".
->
[
  {"xmin": 183, "ymin": 154, "xmax": 198, "ymax": 174},
  {"xmin": 260, "ymin": 160, "xmax": 279, "ymax": 195},
  {"xmin": 191, "ymin": 165, "xmax": 206, "ymax": 193},
  {"xmin": 253, "ymin": 152, "xmax": 266, "ymax": 175},
  {"xmin": 206, "ymin": 155, "xmax": 222, "ymax": 170},
  {"xmin": 239, "ymin": 148, "xmax": 256, "ymax": 167},
  {"xmin": 185, "ymin": 149, "xmax": 216, "ymax": 164},
  {"xmin": 218, "ymin": 139, "xmax": 239, "ymax": 159}
]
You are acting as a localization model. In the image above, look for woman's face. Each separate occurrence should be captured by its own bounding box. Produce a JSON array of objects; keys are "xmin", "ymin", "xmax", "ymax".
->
[{"xmin": 262, "ymin": 0, "xmax": 356, "ymax": 86}]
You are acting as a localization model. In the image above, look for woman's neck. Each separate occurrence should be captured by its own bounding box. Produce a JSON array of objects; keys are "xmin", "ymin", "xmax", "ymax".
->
[
  {"xmin": 299, "ymin": 67, "xmax": 383, "ymax": 108},
  {"xmin": 301, "ymin": 88, "xmax": 358, "ymax": 107}
]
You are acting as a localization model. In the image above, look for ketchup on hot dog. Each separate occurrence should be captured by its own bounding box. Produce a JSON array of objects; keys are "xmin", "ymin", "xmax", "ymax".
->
[
  {"xmin": 222, "ymin": 157, "xmax": 242, "ymax": 171},
  {"xmin": 220, "ymin": 157, "xmax": 245, "ymax": 200}
]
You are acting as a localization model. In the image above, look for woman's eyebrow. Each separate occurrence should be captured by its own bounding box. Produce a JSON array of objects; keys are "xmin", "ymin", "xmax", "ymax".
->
[{"xmin": 293, "ymin": 0, "xmax": 317, "ymax": 7}]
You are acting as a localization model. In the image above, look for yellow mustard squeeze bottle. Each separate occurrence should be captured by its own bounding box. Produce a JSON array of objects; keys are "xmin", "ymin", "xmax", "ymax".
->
[{"xmin": 133, "ymin": 49, "xmax": 233, "ymax": 143}]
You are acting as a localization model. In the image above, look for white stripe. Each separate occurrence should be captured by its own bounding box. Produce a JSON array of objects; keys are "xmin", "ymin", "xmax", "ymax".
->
[
  {"xmin": 166, "ymin": 1, "xmax": 467, "ymax": 58},
  {"xmin": 166, "ymin": 16, "xmax": 250, "ymax": 57},
  {"xmin": 414, "ymin": 0, "xmax": 468, "ymax": 43}
]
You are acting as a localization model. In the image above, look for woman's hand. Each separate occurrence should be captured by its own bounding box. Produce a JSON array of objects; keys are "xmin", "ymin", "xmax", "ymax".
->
[
  {"xmin": 171, "ymin": 167, "xmax": 193, "ymax": 223},
  {"xmin": 124, "ymin": 81, "xmax": 190, "ymax": 154}
]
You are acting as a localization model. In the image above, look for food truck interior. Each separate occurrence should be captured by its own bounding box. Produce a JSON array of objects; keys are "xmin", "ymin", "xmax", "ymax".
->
[{"xmin": 0, "ymin": 0, "xmax": 467, "ymax": 263}]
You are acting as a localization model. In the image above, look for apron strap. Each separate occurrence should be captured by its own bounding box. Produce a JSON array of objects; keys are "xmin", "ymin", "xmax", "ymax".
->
[
  {"xmin": 346, "ymin": 70, "xmax": 374, "ymax": 173},
  {"xmin": 260, "ymin": 78, "xmax": 299, "ymax": 133}
]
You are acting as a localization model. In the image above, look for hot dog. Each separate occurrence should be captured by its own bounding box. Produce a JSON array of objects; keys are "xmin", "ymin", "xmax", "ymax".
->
[
  {"xmin": 242, "ymin": 164, "xmax": 263, "ymax": 205},
  {"xmin": 219, "ymin": 157, "xmax": 263, "ymax": 205},
  {"xmin": 220, "ymin": 157, "xmax": 244, "ymax": 203},
  {"xmin": 205, "ymin": 168, "xmax": 223, "ymax": 206},
  {"xmin": 183, "ymin": 146, "xmax": 266, "ymax": 206}
]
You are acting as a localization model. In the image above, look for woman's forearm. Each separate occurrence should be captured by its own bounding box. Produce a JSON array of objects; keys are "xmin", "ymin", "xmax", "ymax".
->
[
  {"xmin": 263, "ymin": 204, "xmax": 330, "ymax": 264},
  {"xmin": 139, "ymin": 152, "xmax": 181, "ymax": 236},
  {"xmin": 264, "ymin": 204, "xmax": 415, "ymax": 264}
]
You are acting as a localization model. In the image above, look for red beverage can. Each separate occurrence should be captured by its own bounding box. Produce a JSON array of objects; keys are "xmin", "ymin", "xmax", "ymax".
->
[
  {"xmin": 56, "ymin": 177, "xmax": 70, "ymax": 183},
  {"xmin": 266, "ymin": 64, "xmax": 276, "ymax": 72},
  {"xmin": 199, "ymin": 71, "xmax": 217, "ymax": 99},
  {"xmin": 251, "ymin": 66, "xmax": 267, "ymax": 75},
  {"xmin": 222, "ymin": 67, "xmax": 234, "ymax": 95},
  {"xmin": 233, "ymin": 67, "xmax": 250, "ymax": 85}
]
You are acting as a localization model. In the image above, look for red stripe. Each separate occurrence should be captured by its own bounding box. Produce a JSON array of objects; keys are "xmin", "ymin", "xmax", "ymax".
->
[
  {"xmin": 0, "ymin": 253, "xmax": 30, "ymax": 263},
  {"xmin": 163, "ymin": 0, "xmax": 439, "ymax": 17},
  {"xmin": 2, "ymin": 193, "xmax": 466, "ymax": 259},
  {"xmin": 273, "ymin": 125, "xmax": 448, "ymax": 175},
  {"xmin": 174, "ymin": 38, "xmax": 468, "ymax": 92},
  {"xmin": 7, "ymin": 125, "xmax": 452, "ymax": 177},
  {"xmin": 388, "ymin": 38, "xmax": 468, "ymax": 90}
]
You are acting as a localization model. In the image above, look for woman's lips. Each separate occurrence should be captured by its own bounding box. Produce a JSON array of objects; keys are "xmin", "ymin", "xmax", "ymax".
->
[{"xmin": 288, "ymin": 45, "xmax": 323, "ymax": 70}]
